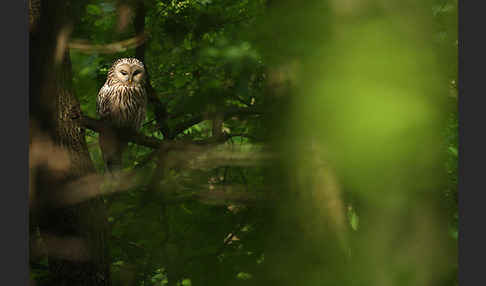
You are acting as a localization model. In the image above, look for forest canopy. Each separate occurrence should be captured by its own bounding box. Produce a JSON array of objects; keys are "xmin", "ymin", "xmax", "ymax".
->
[{"xmin": 29, "ymin": 0, "xmax": 458, "ymax": 285}]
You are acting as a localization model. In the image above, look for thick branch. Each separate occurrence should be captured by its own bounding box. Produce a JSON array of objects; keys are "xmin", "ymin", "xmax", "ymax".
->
[
  {"xmin": 76, "ymin": 114, "xmax": 240, "ymax": 149},
  {"xmin": 77, "ymin": 115, "xmax": 163, "ymax": 149}
]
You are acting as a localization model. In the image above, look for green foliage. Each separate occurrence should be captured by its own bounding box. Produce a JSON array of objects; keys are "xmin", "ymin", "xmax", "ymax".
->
[
  {"xmin": 69, "ymin": 2, "xmax": 269, "ymax": 285},
  {"xmin": 347, "ymin": 206, "xmax": 359, "ymax": 231},
  {"xmin": 236, "ymin": 272, "xmax": 252, "ymax": 280},
  {"xmin": 40, "ymin": 0, "xmax": 459, "ymax": 285}
]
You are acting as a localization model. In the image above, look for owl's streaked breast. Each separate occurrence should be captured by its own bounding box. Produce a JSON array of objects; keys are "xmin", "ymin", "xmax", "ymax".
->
[{"xmin": 97, "ymin": 83, "xmax": 147, "ymax": 130}]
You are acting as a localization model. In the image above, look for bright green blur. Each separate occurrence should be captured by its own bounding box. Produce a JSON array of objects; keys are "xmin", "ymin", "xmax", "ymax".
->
[{"xmin": 262, "ymin": 1, "xmax": 457, "ymax": 285}]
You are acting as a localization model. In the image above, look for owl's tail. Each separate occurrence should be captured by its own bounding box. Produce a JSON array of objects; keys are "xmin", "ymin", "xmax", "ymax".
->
[{"xmin": 99, "ymin": 130, "xmax": 128, "ymax": 175}]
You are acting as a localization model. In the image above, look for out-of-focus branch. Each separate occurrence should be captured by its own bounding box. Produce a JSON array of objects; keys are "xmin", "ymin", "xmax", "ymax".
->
[
  {"xmin": 31, "ymin": 232, "xmax": 91, "ymax": 262},
  {"xmin": 172, "ymin": 108, "xmax": 263, "ymax": 137},
  {"xmin": 42, "ymin": 166, "xmax": 266, "ymax": 209},
  {"xmin": 32, "ymin": 137, "xmax": 267, "ymax": 208},
  {"xmin": 157, "ymin": 189, "xmax": 260, "ymax": 206},
  {"xmin": 68, "ymin": 33, "xmax": 148, "ymax": 54}
]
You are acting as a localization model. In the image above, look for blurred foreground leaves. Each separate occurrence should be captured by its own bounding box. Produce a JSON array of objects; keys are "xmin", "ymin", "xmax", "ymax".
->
[{"xmin": 31, "ymin": 0, "xmax": 457, "ymax": 285}]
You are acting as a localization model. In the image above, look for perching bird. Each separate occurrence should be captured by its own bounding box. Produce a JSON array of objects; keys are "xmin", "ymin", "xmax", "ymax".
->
[{"xmin": 97, "ymin": 58, "xmax": 147, "ymax": 173}]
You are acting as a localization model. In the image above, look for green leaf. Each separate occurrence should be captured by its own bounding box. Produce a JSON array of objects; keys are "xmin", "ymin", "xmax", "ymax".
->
[
  {"xmin": 449, "ymin": 227, "xmax": 458, "ymax": 240},
  {"xmin": 112, "ymin": 260, "xmax": 124, "ymax": 266},
  {"xmin": 236, "ymin": 272, "xmax": 252, "ymax": 280},
  {"xmin": 173, "ymin": 75, "xmax": 188, "ymax": 88},
  {"xmin": 350, "ymin": 212, "xmax": 359, "ymax": 231},
  {"xmin": 448, "ymin": 146, "xmax": 458, "ymax": 157},
  {"xmin": 184, "ymin": 37, "xmax": 193, "ymax": 50},
  {"xmin": 86, "ymin": 4, "xmax": 102, "ymax": 16},
  {"xmin": 152, "ymin": 273, "xmax": 165, "ymax": 280},
  {"xmin": 347, "ymin": 206, "xmax": 359, "ymax": 231}
]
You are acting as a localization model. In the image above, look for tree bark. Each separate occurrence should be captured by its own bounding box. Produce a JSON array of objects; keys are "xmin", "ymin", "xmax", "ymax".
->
[{"xmin": 30, "ymin": 1, "xmax": 111, "ymax": 285}]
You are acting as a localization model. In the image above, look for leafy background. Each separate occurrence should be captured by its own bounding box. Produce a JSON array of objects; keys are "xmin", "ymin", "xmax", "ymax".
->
[{"xmin": 32, "ymin": 0, "xmax": 458, "ymax": 285}]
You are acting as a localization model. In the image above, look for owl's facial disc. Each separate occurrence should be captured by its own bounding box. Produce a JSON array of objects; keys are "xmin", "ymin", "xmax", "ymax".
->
[
  {"xmin": 115, "ymin": 64, "xmax": 129, "ymax": 84},
  {"xmin": 115, "ymin": 63, "xmax": 144, "ymax": 86},
  {"xmin": 131, "ymin": 69, "xmax": 145, "ymax": 84}
]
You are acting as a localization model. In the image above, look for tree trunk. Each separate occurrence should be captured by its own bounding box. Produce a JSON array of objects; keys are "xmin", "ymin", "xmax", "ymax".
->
[{"xmin": 30, "ymin": 1, "xmax": 111, "ymax": 285}]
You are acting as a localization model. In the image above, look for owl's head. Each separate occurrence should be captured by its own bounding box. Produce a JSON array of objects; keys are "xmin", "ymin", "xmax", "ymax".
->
[{"xmin": 108, "ymin": 58, "xmax": 146, "ymax": 86}]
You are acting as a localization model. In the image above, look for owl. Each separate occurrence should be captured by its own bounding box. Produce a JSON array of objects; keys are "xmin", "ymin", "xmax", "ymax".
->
[{"xmin": 97, "ymin": 58, "xmax": 147, "ymax": 173}]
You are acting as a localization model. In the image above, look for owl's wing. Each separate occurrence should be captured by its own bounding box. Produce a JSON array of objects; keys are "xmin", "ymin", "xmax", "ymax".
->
[
  {"xmin": 134, "ymin": 89, "xmax": 148, "ymax": 129},
  {"xmin": 96, "ymin": 85, "xmax": 112, "ymax": 119}
]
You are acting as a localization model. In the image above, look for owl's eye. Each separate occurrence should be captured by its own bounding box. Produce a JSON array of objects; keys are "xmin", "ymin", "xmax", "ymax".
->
[
  {"xmin": 133, "ymin": 70, "xmax": 142, "ymax": 76},
  {"xmin": 120, "ymin": 70, "xmax": 128, "ymax": 76}
]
